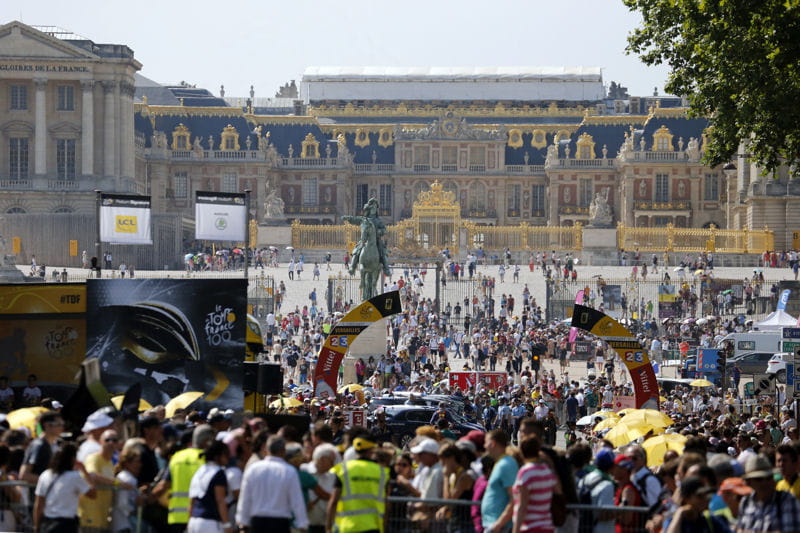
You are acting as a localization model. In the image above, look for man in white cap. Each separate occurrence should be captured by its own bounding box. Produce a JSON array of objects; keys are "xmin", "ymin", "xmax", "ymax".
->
[
  {"xmin": 407, "ymin": 438, "xmax": 442, "ymax": 530},
  {"xmin": 77, "ymin": 409, "xmax": 115, "ymax": 463}
]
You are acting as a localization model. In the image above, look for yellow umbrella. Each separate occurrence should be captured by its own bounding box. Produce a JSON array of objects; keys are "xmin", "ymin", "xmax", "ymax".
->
[
  {"xmin": 6, "ymin": 407, "xmax": 49, "ymax": 434},
  {"xmin": 659, "ymin": 396, "xmax": 667, "ymax": 402},
  {"xmin": 165, "ymin": 392, "xmax": 204, "ymax": 418},
  {"xmin": 269, "ymin": 396, "xmax": 303, "ymax": 408},
  {"xmin": 593, "ymin": 416, "xmax": 621, "ymax": 432},
  {"xmin": 622, "ymin": 409, "xmax": 674, "ymax": 428},
  {"xmin": 690, "ymin": 379, "xmax": 714, "ymax": 387},
  {"xmin": 110, "ymin": 395, "xmax": 153, "ymax": 413},
  {"xmin": 338, "ymin": 384, "xmax": 364, "ymax": 394},
  {"xmin": 617, "ymin": 408, "xmax": 638, "ymax": 416},
  {"xmin": 605, "ymin": 420, "xmax": 657, "ymax": 448},
  {"xmin": 643, "ymin": 434, "xmax": 687, "ymax": 467}
]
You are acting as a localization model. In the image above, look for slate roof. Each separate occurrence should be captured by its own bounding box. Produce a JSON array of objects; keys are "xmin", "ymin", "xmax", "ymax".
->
[{"xmin": 641, "ymin": 116, "xmax": 708, "ymax": 150}]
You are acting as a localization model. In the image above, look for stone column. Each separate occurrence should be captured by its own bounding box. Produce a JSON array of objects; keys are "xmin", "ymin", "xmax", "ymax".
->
[
  {"xmin": 119, "ymin": 82, "xmax": 135, "ymax": 179},
  {"xmin": 80, "ymin": 81, "xmax": 95, "ymax": 176},
  {"xmin": 102, "ymin": 81, "xmax": 117, "ymax": 177},
  {"xmin": 33, "ymin": 78, "xmax": 47, "ymax": 175}
]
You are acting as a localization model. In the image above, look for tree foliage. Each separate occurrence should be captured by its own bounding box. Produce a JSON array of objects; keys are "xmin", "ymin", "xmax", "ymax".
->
[{"xmin": 624, "ymin": 0, "xmax": 800, "ymax": 174}]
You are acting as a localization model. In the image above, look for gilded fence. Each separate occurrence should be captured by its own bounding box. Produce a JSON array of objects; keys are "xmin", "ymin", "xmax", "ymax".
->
[
  {"xmin": 465, "ymin": 222, "xmax": 582, "ymax": 251},
  {"xmin": 617, "ymin": 223, "xmax": 774, "ymax": 254},
  {"xmin": 290, "ymin": 219, "xmax": 359, "ymax": 250}
]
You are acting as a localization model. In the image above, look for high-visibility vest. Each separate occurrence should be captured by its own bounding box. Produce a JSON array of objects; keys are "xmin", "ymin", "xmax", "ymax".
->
[
  {"xmin": 167, "ymin": 447, "xmax": 204, "ymax": 525},
  {"xmin": 332, "ymin": 459, "xmax": 388, "ymax": 533}
]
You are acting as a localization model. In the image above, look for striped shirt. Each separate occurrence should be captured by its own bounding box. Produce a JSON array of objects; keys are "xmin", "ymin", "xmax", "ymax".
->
[{"xmin": 513, "ymin": 461, "xmax": 557, "ymax": 532}]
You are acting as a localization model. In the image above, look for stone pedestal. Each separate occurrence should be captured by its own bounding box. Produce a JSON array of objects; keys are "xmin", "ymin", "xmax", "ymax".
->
[
  {"xmin": 256, "ymin": 224, "xmax": 292, "ymax": 248},
  {"xmin": 580, "ymin": 227, "xmax": 619, "ymax": 265},
  {"xmin": 0, "ymin": 256, "xmax": 24, "ymax": 282},
  {"xmin": 343, "ymin": 318, "xmax": 388, "ymax": 386}
]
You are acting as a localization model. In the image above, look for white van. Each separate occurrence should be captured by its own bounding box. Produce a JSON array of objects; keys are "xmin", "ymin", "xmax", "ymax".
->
[{"xmin": 716, "ymin": 331, "xmax": 781, "ymax": 359}]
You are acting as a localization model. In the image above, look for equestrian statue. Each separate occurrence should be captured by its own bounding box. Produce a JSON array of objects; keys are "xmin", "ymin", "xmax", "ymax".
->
[{"xmin": 343, "ymin": 198, "xmax": 391, "ymax": 301}]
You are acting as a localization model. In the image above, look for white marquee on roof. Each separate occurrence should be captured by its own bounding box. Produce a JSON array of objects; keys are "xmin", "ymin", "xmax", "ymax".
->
[{"xmin": 301, "ymin": 66, "xmax": 605, "ymax": 103}]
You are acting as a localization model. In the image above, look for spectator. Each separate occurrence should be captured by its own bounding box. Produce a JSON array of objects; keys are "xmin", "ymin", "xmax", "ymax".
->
[
  {"xmin": 482, "ymin": 429, "xmax": 519, "ymax": 533},
  {"xmin": 33, "ymin": 443, "xmax": 96, "ymax": 533}
]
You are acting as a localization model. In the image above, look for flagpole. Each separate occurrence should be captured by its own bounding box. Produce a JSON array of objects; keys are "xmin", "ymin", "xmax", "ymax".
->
[
  {"xmin": 244, "ymin": 189, "xmax": 251, "ymax": 280},
  {"xmin": 95, "ymin": 189, "xmax": 102, "ymax": 278}
]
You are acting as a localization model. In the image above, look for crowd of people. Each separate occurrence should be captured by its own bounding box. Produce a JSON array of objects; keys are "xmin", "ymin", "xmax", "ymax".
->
[{"xmin": 5, "ymin": 254, "xmax": 800, "ymax": 533}]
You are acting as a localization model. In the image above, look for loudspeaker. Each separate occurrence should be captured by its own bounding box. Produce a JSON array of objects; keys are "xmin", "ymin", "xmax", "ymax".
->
[
  {"xmin": 243, "ymin": 361, "xmax": 259, "ymax": 393},
  {"xmin": 257, "ymin": 363, "xmax": 283, "ymax": 394}
]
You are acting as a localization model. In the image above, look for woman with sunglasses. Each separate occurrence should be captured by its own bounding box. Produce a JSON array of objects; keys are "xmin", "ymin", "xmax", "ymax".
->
[{"xmin": 390, "ymin": 453, "xmax": 415, "ymax": 497}]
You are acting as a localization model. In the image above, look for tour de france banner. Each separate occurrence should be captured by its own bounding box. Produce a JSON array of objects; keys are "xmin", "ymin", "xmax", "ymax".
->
[
  {"xmin": 0, "ymin": 283, "xmax": 86, "ymax": 388},
  {"xmin": 571, "ymin": 304, "xmax": 659, "ymax": 409},
  {"xmin": 313, "ymin": 291, "xmax": 402, "ymax": 398},
  {"xmin": 85, "ymin": 279, "xmax": 247, "ymax": 411},
  {"xmin": 99, "ymin": 193, "xmax": 152, "ymax": 245},
  {"xmin": 195, "ymin": 191, "xmax": 247, "ymax": 241}
]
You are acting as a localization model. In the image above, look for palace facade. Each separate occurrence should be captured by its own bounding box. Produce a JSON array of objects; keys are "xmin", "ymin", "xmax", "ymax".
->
[{"xmin": 2, "ymin": 21, "xmax": 799, "ymax": 258}]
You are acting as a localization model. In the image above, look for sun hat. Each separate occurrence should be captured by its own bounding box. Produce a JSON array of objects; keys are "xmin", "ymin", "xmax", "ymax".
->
[{"xmin": 742, "ymin": 455, "xmax": 775, "ymax": 480}]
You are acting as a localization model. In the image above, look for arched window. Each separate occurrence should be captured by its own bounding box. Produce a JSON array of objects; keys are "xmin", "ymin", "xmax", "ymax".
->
[
  {"xmin": 6, "ymin": 206, "xmax": 26, "ymax": 214},
  {"xmin": 53, "ymin": 206, "xmax": 74, "ymax": 213}
]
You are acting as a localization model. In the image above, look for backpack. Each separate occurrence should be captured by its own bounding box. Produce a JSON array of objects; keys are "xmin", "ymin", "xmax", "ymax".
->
[{"xmin": 577, "ymin": 474, "xmax": 607, "ymax": 532}]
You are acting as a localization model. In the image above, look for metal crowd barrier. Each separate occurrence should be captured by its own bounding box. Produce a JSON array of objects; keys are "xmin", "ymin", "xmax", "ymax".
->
[
  {"xmin": 385, "ymin": 496, "xmax": 651, "ymax": 533},
  {"xmin": 0, "ymin": 481, "xmax": 139, "ymax": 533}
]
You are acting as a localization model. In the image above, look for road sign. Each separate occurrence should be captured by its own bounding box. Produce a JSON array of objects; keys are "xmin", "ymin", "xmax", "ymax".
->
[
  {"xmin": 783, "ymin": 341, "xmax": 800, "ymax": 358},
  {"xmin": 788, "ymin": 364, "xmax": 796, "ymax": 387},
  {"xmin": 783, "ymin": 327, "xmax": 800, "ymax": 339},
  {"xmin": 753, "ymin": 373, "xmax": 776, "ymax": 395},
  {"xmin": 795, "ymin": 381, "xmax": 800, "ymax": 398}
]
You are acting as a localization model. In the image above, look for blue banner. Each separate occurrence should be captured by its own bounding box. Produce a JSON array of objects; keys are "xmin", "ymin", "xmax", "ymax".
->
[{"xmin": 778, "ymin": 289, "xmax": 791, "ymax": 311}]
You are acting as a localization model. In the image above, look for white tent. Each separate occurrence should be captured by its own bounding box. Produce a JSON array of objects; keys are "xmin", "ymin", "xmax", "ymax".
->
[{"xmin": 753, "ymin": 309, "xmax": 798, "ymax": 330}]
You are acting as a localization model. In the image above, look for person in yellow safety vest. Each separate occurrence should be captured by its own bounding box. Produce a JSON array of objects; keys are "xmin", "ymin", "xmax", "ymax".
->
[
  {"xmin": 326, "ymin": 436, "xmax": 388, "ymax": 533},
  {"xmin": 154, "ymin": 424, "xmax": 215, "ymax": 532}
]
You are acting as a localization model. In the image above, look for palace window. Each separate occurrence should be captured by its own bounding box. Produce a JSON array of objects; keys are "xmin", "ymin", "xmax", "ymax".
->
[
  {"xmin": 220, "ymin": 125, "xmax": 240, "ymax": 151},
  {"xmin": 507, "ymin": 184, "xmax": 521, "ymax": 216},
  {"xmin": 442, "ymin": 146, "xmax": 458, "ymax": 172},
  {"xmin": 172, "ymin": 124, "xmax": 190, "ymax": 150},
  {"xmin": 531, "ymin": 184, "xmax": 546, "ymax": 215},
  {"xmin": 654, "ymin": 216, "xmax": 671, "ymax": 226},
  {"xmin": 575, "ymin": 133, "xmax": 596, "ymax": 160},
  {"xmin": 413, "ymin": 146, "xmax": 430, "ymax": 172},
  {"xmin": 469, "ymin": 181, "xmax": 487, "ymax": 212},
  {"xmin": 301, "ymin": 133, "xmax": 320, "ymax": 158},
  {"xmin": 579, "ymin": 179, "xmax": 593, "ymax": 207},
  {"xmin": 652, "ymin": 125, "xmax": 674, "ymax": 151},
  {"xmin": 355, "ymin": 184, "xmax": 369, "ymax": 209},
  {"xmin": 9, "ymin": 85, "xmax": 27, "ymax": 110},
  {"xmin": 57, "ymin": 85, "xmax": 74, "ymax": 111},
  {"xmin": 6, "ymin": 206, "xmax": 26, "ymax": 214},
  {"xmin": 469, "ymin": 146, "xmax": 486, "ymax": 172},
  {"xmin": 173, "ymin": 172, "xmax": 188, "ymax": 198},
  {"xmin": 302, "ymin": 177, "xmax": 318, "ymax": 206},
  {"xmin": 379, "ymin": 184, "xmax": 392, "ymax": 215},
  {"xmin": 655, "ymin": 174, "xmax": 670, "ymax": 202},
  {"xmin": 56, "ymin": 139, "xmax": 76, "ymax": 180},
  {"xmin": 222, "ymin": 173, "xmax": 238, "ymax": 193},
  {"xmin": 9, "ymin": 138, "xmax": 29, "ymax": 180},
  {"xmin": 704, "ymin": 173, "xmax": 719, "ymax": 201}
]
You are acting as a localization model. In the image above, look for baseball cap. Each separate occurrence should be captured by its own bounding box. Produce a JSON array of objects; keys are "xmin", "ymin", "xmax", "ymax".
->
[
  {"xmin": 353, "ymin": 437, "xmax": 377, "ymax": 451},
  {"xmin": 614, "ymin": 455, "xmax": 634, "ymax": 470},
  {"xmin": 462, "ymin": 430, "xmax": 485, "ymax": 452},
  {"xmin": 410, "ymin": 437, "xmax": 440, "ymax": 455},
  {"xmin": 595, "ymin": 449, "xmax": 615, "ymax": 470},
  {"xmin": 82, "ymin": 410, "xmax": 115, "ymax": 433},
  {"xmin": 719, "ymin": 477, "xmax": 753, "ymax": 496}
]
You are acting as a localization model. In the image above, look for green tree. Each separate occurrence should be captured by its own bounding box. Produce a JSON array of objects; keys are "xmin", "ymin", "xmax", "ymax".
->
[{"xmin": 624, "ymin": 0, "xmax": 800, "ymax": 174}]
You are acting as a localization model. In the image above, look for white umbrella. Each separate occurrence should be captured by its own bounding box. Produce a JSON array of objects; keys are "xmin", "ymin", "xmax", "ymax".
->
[
  {"xmin": 577, "ymin": 412, "xmax": 613, "ymax": 426},
  {"xmin": 673, "ymin": 267, "xmax": 684, "ymax": 272},
  {"xmin": 696, "ymin": 318, "xmax": 708, "ymax": 326}
]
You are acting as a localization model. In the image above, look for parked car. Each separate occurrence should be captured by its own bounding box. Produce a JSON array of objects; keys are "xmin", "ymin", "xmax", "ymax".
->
[
  {"xmin": 725, "ymin": 351, "xmax": 775, "ymax": 376},
  {"xmin": 766, "ymin": 352, "xmax": 790, "ymax": 383},
  {"xmin": 381, "ymin": 405, "xmax": 484, "ymax": 449}
]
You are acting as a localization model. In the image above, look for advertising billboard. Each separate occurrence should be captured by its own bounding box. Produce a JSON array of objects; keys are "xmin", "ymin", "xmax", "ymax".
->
[
  {"xmin": 195, "ymin": 191, "xmax": 247, "ymax": 241},
  {"xmin": 0, "ymin": 283, "xmax": 86, "ymax": 388},
  {"xmin": 86, "ymin": 279, "xmax": 247, "ymax": 411},
  {"xmin": 99, "ymin": 193, "xmax": 152, "ymax": 245}
]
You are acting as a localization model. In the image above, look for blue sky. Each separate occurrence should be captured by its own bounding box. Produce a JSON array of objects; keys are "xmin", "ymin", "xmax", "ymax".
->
[{"xmin": 6, "ymin": 0, "xmax": 670, "ymax": 99}]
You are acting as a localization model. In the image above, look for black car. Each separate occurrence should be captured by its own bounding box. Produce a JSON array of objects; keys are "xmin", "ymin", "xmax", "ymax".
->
[
  {"xmin": 725, "ymin": 351, "xmax": 775, "ymax": 376},
  {"xmin": 381, "ymin": 405, "xmax": 484, "ymax": 448}
]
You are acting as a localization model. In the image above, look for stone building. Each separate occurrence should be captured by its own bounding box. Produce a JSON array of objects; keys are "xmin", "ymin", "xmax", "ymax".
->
[{"xmin": 2, "ymin": 22, "xmax": 799, "ymax": 262}]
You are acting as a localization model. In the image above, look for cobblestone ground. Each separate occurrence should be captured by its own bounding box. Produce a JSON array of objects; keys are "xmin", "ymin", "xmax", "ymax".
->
[{"xmin": 30, "ymin": 261, "xmax": 792, "ymax": 320}]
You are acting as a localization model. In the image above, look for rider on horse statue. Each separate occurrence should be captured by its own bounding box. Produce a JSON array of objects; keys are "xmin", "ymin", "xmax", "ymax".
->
[{"xmin": 343, "ymin": 198, "xmax": 391, "ymax": 277}]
